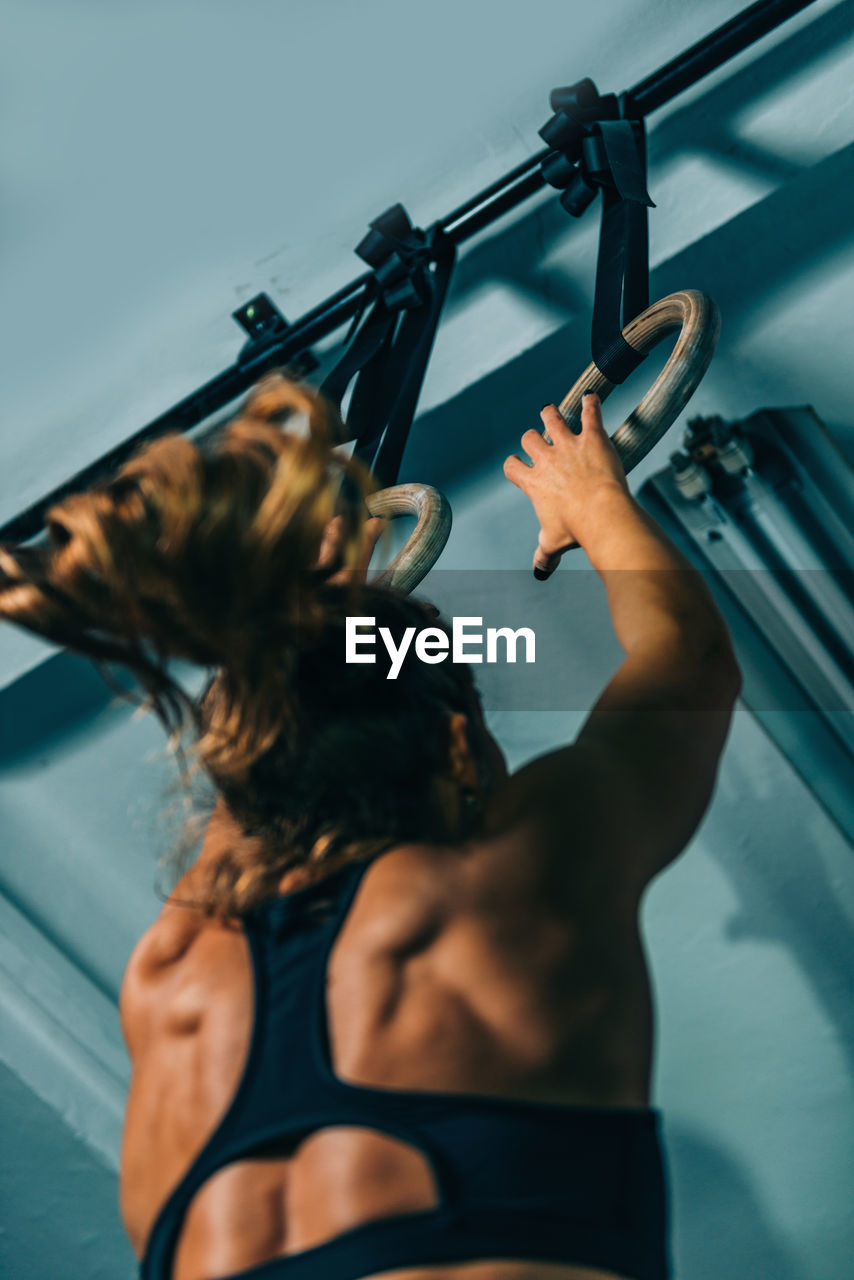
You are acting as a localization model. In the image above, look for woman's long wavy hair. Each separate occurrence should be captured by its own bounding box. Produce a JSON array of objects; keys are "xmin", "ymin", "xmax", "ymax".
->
[{"xmin": 0, "ymin": 371, "xmax": 490, "ymax": 916}]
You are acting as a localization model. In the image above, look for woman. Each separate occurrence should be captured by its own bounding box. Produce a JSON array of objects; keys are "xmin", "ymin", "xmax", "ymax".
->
[{"xmin": 0, "ymin": 373, "xmax": 741, "ymax": 1280}]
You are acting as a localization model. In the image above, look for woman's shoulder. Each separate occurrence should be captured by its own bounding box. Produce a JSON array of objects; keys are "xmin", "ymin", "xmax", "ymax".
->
[
  {"xmin": 336, "ymin": 842, "xmax": 465, "ymax": 960},
  {"xmin": 119, "ymin": 868, "xmax": 245, "ymax": 1055},
  {"xmin": 118, "ymin": 844, "xmax": 444, "ymax": 1040}
]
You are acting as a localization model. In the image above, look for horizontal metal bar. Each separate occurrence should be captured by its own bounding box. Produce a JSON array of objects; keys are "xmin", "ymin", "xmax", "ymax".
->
[
  {"xmin": 0, "ymin": 0, "xmax": 819, "ymax": 546},
  {"xmin": 627, "ymin": 0, "xmax": 820, "ymax": 116}
]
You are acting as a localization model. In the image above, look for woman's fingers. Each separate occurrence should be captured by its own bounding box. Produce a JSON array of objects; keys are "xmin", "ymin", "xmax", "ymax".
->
[
  {"xmin": 532, "ymin": 533, "xmax": 580, "ymax": 580},
  {"xmin": 520, "ymin": 427, "xmax": 550, "ymax": 460},
  {"xmin": 507, "ymin": 400, "xmax": 598, "ymax": 578},
  {"xmin": 503, "ymin": 453, "xmax": 531, "ymax": 491},
  {"xmin": 350, "ymin": 514, "xmax": 386, "ymax": 580},
  {"xmin": 323, "ymin": 513, "xmax": 387, "ymax": 584},
  {"xmin": 362, "ymin": 514, "xmax": 386, "ymax": 558},
  {"xmin": 579, "ymin": 391, "xmax": 604, "ymax": 431},
  {"xmin": 317, "ymin": 514, "xmax": 345, "ymax": 569},
  {"xmin": 532, "ymin": 544, "xmax": 562, "ymax": 579},
  {"xmin": 539, "ymin": 403, "xmax": 573, "ymax": 442}
]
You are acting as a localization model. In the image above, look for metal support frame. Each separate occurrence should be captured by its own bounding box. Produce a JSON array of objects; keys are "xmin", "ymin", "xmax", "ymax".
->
[
  {"xmin": 638, "ymin": 406, "xmax": 854, "ymax": 846},
  {"xmin": 1, "ymin": 0, "xmax": 818, "ymax": 546}
]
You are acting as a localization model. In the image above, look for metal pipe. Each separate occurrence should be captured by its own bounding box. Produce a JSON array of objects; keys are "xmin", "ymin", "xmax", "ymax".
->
[
  {"xmin": 1, "ymin": 0, "xmax": 820, "ymax": 546},
  {"xmin": 627, "ymin": 0, "xmax": 820, "ymax": 116},
  {"xmin": 442, "ymin": 158, "xmax": 549, "ymax": 240}
]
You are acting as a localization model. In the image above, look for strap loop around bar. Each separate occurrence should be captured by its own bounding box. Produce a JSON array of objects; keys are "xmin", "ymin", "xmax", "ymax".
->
[
  {"xmin": 319, "ymin": 203, "xmax": 456, "ymax": 487},
  {"xmin": 538, "ymin": 82, "xmax": 655, "ymax": 385}
]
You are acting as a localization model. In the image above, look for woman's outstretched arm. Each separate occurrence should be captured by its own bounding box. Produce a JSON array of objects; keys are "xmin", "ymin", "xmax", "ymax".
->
[{"xmin": 492, "ymin": 394, "xmax": 742, "ymax": 904}]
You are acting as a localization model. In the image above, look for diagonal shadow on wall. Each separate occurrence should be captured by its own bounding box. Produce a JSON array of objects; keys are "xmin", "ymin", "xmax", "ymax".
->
[
  {"xmin": 401, "ymin": 138, "xmax": 854, "ymax": 488},
  {"xmin": 646, "ymin": 0, "xmax": 854, "ymax": 188},
  {"xmin": 419, "ymin": 0, "xmax": 854, "ymax": 362},
  {"xmin": 665, "ymin": 1121, "xmax": 804, "ymax": 1280}
]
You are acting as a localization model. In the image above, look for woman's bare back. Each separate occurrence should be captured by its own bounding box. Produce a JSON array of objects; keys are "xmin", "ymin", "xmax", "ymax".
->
[{"xmin": 119, "ymin": 836, "xmax": 654, "ymax": 1280}]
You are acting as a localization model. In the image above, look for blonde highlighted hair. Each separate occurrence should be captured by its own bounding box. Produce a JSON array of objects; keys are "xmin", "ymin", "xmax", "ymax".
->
[{"xmin": 0, "ymin": 371, "xmax": 486, "ymax": 916}]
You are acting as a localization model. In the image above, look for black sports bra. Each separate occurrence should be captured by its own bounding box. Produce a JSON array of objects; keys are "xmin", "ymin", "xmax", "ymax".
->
[{"xmin": 140, "ymin": 855, "xmax": 670, "ymax": 1279}]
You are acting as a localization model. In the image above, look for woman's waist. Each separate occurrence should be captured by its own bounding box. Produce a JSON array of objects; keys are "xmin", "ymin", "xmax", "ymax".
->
[
  {"xmin": 165, "ymin": 1105, "xmax": 666, "ymax": 1280},
  {"xmin": 353, "ymin": 1263, "xmax": 631, "ymax": 1280},
  {"xmin": 171, "ymin": 1192, "xmax": 668, "ymax": 1280}
]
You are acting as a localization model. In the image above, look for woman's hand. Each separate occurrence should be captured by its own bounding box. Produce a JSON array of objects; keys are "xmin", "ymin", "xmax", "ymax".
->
[
  {"xmin": 503, "ymin": 393, "xmax": 631, "ymax": 578},
  {"xmin": 317, "ymin": 513, "xmax": 387, "ymax": 585}
]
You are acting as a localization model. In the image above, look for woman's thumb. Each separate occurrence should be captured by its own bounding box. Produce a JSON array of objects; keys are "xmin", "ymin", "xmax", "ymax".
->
[
  {"xmin": 532, "ymin": 533, "xmax": 580, "ymax": 579},
  {"xmin": 532, "ymin": 542, "xmax": 562, "ymax": 581}
]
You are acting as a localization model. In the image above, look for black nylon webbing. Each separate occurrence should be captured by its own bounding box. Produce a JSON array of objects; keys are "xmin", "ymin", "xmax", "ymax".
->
[
  {"xmin": 539, "ymin": 84, "xmax": 654, "ymax": 384},
  {"xmin": 320, "ymin": 205, "xmax": 456, "ymax": 488}
]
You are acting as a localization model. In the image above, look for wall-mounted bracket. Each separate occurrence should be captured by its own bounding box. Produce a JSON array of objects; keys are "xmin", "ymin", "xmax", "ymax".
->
[{"xmin": 232, "ymin": 292, "xmax": 319, "ymax": 377}]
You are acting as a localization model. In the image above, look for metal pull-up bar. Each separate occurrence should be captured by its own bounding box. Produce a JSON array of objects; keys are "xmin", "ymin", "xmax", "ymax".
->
[{"xmin": 1, "ymin": 0, "xmax": 818, "ymax": 546}]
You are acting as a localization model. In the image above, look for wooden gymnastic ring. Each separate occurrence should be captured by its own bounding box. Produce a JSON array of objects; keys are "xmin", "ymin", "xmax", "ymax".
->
[
  {"xmin": 366, "ymin": 482, "xmax": 452, "ymax": 594},
  {"xmin": 544, "ymin": 290, "xmax": 721, "ymax": 474}
]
